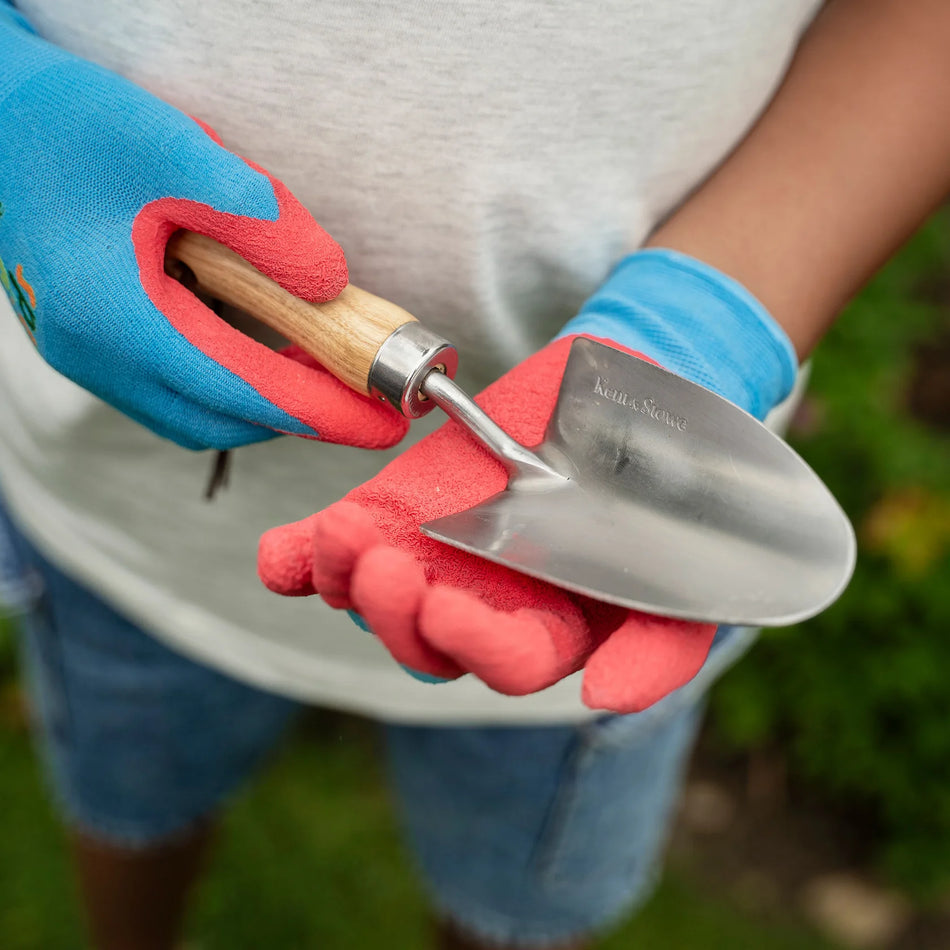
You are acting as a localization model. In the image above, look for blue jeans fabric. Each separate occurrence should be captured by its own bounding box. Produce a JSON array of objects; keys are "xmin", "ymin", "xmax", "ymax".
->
[
  {"xmin": 385, "ymin": 706, "xmax": 703, "ymax": 946},
  {"xmin": 4, "ymin": 506, "xmax": 731, "ymax": 947}
]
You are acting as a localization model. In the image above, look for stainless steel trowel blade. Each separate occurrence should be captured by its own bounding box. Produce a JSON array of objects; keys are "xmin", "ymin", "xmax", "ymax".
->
[{"xmin": 421, "ymin": 338, "xmax": 856, "ymax": 626}]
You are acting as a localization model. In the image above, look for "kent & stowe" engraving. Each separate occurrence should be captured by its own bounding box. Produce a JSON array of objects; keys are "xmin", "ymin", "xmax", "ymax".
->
[{"xmin": 593, "ymin": 376, "xmax": 688, "ymax": 431}]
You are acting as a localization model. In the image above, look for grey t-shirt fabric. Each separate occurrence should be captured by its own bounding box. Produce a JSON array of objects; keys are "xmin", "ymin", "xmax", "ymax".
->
[{"xmin": 0, "ymin": 0, "xmax": 820, "ymax": 722}]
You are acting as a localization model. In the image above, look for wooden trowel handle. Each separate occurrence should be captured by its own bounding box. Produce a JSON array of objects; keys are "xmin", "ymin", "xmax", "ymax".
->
[{"xmin": 166, "ymin": 231, "xmax": 435, "ymax": 402}]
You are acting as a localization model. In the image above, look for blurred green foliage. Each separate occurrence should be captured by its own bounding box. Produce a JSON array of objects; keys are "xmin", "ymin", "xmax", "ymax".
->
[{"xmin": 711, "ymin": 209, "xmax": 950, "ymax": 897}]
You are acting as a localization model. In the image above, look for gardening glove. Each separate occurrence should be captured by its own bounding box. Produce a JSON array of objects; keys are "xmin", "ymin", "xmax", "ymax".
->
[
  {"xmin": 259, "ymin": 249, "xmax": 797, "ymax": 712},
  {"xmin": 0, "ymin": 8, "xmax": 406, "ymax": 451}
]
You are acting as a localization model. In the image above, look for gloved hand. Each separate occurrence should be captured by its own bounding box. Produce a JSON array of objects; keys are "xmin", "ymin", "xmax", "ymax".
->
[
  {"xmin": 0, "ymin": 8, "xmax": 406, "ymax": 450},
  {"xmin": 258, "ymin": 249, "xmax": 798, "ymax": 712}
]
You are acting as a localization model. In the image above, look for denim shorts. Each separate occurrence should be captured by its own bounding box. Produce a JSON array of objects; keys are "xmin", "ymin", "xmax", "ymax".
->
[{"xmin": 3, "ymin": 501, "xmax": 753, "ymax": 948}]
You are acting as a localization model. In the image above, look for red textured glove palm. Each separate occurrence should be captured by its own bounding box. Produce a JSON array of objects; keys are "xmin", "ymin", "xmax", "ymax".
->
[{"xmin": 258, "ymin": 335, "xmax": 716, "ymax": 713}]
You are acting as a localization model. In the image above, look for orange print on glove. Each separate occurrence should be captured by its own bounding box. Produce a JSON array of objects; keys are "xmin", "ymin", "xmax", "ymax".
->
[{"xmin": 0, "ymin": 255, "xmax": 37, "ymax": 345}]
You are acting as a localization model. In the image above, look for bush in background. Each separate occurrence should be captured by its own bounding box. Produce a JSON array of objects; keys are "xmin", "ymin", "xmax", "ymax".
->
[{"xmin": 711, "ymin": 210, "xmax": 950, "ymax": 897}]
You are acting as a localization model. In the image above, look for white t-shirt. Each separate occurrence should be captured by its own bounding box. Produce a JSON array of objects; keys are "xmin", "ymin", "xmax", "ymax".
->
[{"xmin": 0, "ymin": 0, "xmax": 821, "ymax": 723}]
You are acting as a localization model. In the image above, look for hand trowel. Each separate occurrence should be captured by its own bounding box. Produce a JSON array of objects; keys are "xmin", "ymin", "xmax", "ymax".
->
[{"xmin": 168, "ymin": 232, "xmax": 856, "ymax": 627}]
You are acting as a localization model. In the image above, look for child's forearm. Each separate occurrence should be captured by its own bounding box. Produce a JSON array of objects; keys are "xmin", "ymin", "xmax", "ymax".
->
[{"xmin": 647, "ymin": 0, "xmax": 950, "ymax": 358}]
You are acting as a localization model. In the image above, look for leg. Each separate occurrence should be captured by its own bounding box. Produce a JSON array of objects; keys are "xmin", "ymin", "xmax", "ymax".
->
[
  {"xmin": 11, "ymin": 514, "xmax": 298, "ymax": 950},
  {"xmin": 384, "ymin": 696, "xmax": 706, "ymax": 950},
  {"xmin": 72, "ymin": 821, "xmax": 215, "ymax": 950}
]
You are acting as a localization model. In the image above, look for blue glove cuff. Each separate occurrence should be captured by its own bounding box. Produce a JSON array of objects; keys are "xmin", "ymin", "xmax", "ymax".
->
[{"xmin": 558, "ymin": 248, "xmax": 798, "ymax": 420}]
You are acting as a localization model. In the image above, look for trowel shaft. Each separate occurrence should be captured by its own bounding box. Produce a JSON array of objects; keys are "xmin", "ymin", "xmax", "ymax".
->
[{"xmin": 420, "ymin": 370, "xmax": 565, "ymax": 485}]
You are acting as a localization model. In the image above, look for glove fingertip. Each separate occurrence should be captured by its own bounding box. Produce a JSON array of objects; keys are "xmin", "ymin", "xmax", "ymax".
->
[
  {"xmin": 421, "ymin": 588, "xmax": 573, "ymax": 696},
  {"xmin": 581, "ymin": 618, "xmax": 716, "ymax": 713},
  {"xmin": 352, "ymin": 548, "xmax": 463, "ymax": 680},
  {"xmin": 258, "ymin": 516, "xmax": 320, "ymax": 596},
  {"xmin": 248, "ymin": 176, "xmax": 349, "ymax": 301},
  {"xmin": 295, "ymin": 371, "xmax": 409, "ymax": 449}
]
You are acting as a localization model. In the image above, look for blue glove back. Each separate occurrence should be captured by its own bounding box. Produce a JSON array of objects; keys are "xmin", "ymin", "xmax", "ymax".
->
[
  {"xmin": 558, "ymin": 248, "xmax": 798, "ymax": 421},
  {"xmin": 0, "ymin": 10, "xmax": 405, "ymax": 451}
]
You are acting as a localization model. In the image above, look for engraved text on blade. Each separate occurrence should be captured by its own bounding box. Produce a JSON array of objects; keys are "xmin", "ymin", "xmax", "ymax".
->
[{"xmin": 593, "ymin": 376, "xmax": 688, "ymax": 431}]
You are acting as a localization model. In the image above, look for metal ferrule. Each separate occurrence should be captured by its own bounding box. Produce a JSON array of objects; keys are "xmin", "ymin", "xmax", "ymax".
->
[{"xmin": 368, "ymin": 322, "xmax": 459, "ymax": 418}]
